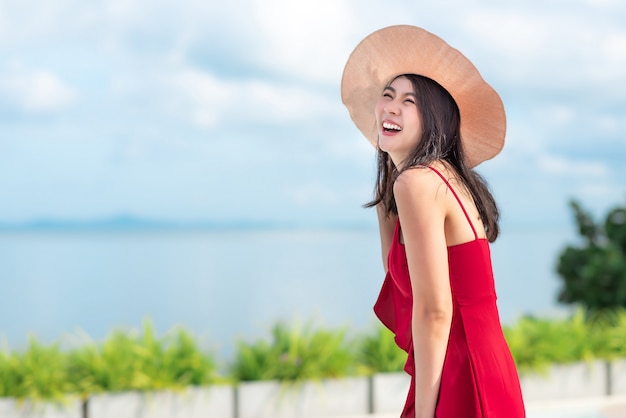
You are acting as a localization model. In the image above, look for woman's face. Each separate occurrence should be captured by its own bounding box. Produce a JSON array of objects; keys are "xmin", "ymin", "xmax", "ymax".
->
[{"xmin": 374, "ymin": 76, "xmax": 423, "ymax": 166}]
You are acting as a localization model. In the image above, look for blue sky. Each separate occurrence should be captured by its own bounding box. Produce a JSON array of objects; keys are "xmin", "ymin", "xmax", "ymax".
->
[{"xmin": 0, "ymin": 0, "xmax": 625, "ymax": 228}]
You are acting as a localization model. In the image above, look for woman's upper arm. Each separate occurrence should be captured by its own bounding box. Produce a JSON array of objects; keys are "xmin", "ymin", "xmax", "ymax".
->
[
  {"xmin": 393, "ymin": 170, "xmax": 452, "ymax": 313},
  {"xmin": 377, "ymin": 205, "xmax": 398, "ymax": 272}
]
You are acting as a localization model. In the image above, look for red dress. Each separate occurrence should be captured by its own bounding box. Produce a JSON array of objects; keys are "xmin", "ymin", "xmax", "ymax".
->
[{"xmin": 373, "ymin": 166, "xmax": 525, "ymax": 417}]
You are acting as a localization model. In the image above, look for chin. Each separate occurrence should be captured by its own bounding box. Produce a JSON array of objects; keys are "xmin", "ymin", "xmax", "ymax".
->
[{"xmin": 378, "ymin": 142, "xmax": 400, "ymax": 155}]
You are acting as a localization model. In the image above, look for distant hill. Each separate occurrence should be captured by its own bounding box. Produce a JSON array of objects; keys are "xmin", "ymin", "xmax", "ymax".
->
[
  {"xmin": 0, "ymin": 216, "xmax": 373, "ymax": 231},
  {"xmin": 0, "ymin": 215, "xmax": 276, "ymax": 231}
]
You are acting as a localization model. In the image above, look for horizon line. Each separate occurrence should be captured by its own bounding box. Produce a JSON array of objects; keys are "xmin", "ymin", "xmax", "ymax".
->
[{"xmin": 0, "ymin": 215, "xmax": 378, "ymax": 232}]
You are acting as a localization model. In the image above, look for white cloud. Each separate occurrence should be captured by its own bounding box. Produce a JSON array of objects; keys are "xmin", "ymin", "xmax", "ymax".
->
[
  {"xmin": 532, "ymin": 104, "xmax": 576, "ymax": 128},
  {"xmin": 462, "ymin": 3, "xmax": 626, "ymax": 96},
  {"xmin": 168, "ymin": 68, "xmax": 342, "ymax": 129},
  {"xmin": 0, "ymin": 64, "xmax": 78, "ymax": 113},
  {"xmin": 520, "ymin": 100, "xmax": 626, "ymax": 153},
  {"xmin": 290, "ymin": 182, "xmax": 339, "ymax": 206},
  {"xmin": 590, "ymin": 113, "xmax": 625, "ymax": 135},
  {"xmin": 578, "ymin": 182, "xmax": 622, "ymax": 198},
  {"xmin": 0, "ymin": 0, "xmax": 83, "ymax": 44},
  {"xmin": 250, "ymin": 0, "xmax": 357, "ymax": 84},
  {"xmin": 0, "ymin": 0, "xmax": 624, "ymax": 225},
  {"xmin": 325, "ymin": 134, "xmax": 374, "ymax": 162},
  {"xmin": 169, "ymin": 69, "xmax": 230, "ymax": 128},
  {"xmin": 537, "ymin": 155, "xmax": 609, "ymax": 177},
  {"xmin": 464, "ymin": 10, "xmax": 551, "ymax": 56}
]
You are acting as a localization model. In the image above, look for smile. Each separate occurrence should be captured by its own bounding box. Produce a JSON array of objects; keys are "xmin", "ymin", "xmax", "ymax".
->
[{"xmin": 382, "ymin": 121, "xmax": 402, "ymax": 132}]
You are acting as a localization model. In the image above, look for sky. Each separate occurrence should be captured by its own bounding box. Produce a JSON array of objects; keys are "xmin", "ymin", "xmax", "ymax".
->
[{"xmin": 0, "ymin": 0, "xmax": 625, "ymax": 229}]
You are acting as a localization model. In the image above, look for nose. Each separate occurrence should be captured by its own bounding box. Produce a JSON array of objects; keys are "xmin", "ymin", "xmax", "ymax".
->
[{"xmin": 384, "ymin": 100, "xmax": 399, "ymax": 115}]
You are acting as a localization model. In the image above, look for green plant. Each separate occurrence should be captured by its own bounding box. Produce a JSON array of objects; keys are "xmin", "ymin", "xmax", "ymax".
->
[
  {"xmin": 557, "ymin": 200, "xmax": 626, "ymax": 312},
  {"xmin": 605, "ymin": 308, "xmax": 626, "ymax": 358},
  {"xmin": 0, "ymin": 347, "xmax": 15, "ymax": 397},
  {"xmin": 0, "ymin": 337, "xmax": 70, "ymax": 401},
  {"xmin": 356, "ymin": 323, "xmax": 405, "ymax": 374},
  {"xmin": 502, "ymin": 308, "xmax": 624, "ymax": 374},
  {"xmin": 231, "ymin": 320, "xmax": 355, "ymax": 382},
  {"xmin": 67, "ymin": 320, "xmax": 216, "ymax": 394},
  {"xmin": 2, "ymin": 311, "xmax": 626, "ymax": 402}
]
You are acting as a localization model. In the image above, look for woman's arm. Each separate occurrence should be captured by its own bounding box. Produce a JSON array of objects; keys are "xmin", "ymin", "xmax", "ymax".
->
[
  {"xmin": 377, "ymin": 204, "xmax": 398, "ymax": 272},
  {"xmin": 394, "ymin": 169, "xmax": 453, "ymax": 418}
]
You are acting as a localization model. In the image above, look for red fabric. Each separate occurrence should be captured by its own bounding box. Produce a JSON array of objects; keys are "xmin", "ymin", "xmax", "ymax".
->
[{"xmin": 373, "ymin": 168, "xmax": 525, "ymax": 418}]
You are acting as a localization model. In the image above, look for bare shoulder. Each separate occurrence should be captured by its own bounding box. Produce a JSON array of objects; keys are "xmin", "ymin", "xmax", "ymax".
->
[
  {"xmin": 393, "ymin": 167, "xmax": 447, "ymax": 219},
  {"xmin": 394, "ymin": 167, "xmax": 447, "ymax": 244},
  {"xmin": 393, "ymin": 166, "xmax": 443, "ymax": 199}
]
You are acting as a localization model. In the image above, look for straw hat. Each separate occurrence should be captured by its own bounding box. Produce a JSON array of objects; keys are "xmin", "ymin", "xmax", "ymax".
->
[{"xmin": 341, "ymin": 25, "xmax": 505, "ymax": 167}]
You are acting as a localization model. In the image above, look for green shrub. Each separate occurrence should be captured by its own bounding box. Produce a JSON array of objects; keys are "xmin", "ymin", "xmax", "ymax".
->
[
  {"xmin": 2, "ymin": 310, "xmax": 626, "ymax": 402},
  {"xmin": 67, "ymin": 320, "xmax": 216, "ymax": 394},
  {"xmin": 356, "ymin": 323, "xmax": 405, "ymax": 374},
  {"xmin": 0, "ymin": 337, "xmax": 70, "ymax": 401},
  {"xmin": 231, "ymin": 320, "xmax": 355, "ymax": 382},
  {"xmin": 606, "ymin": 308, "xmax": 626, "ymax": 358},
  {"xmin": 503, "ymin": 308, "xmax": 624, "ymax": 374}
]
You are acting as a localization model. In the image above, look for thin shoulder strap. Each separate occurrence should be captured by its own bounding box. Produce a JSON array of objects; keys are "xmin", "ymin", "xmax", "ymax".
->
[{"xmin": 425, "ymin": 166, "xmax": 478, "ymax": 239}]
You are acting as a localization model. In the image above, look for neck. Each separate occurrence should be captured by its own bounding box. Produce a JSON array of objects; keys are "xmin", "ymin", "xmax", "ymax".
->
[{"xmin": 387, "ymin": 152, "xmax": 405, "ymax": 171}]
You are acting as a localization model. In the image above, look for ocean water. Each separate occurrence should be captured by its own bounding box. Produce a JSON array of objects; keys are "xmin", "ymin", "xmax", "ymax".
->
[{"xmin": 0, "ymin": 225, "xmax": 577, "ymax": 359}]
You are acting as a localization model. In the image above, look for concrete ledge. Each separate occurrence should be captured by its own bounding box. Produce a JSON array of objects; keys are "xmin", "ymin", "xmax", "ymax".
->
[
  {"xmin": 336, "ymin": 395, "xmax": 626, "ymax": 418},
  {"xmin": 237, "ymin": 377, "xmax": 369, "ymax": 418},
  {"xmin": 526, "ymin": 395, "xmax": 626, "ymax": 418},
  {"xmin": 88, "ymin": 386, "xmax": 233, "ymax": 418},
  {"xmin": 0, "ymin": 397, "xmax": 81, "ymax": 418},
  {"xmin": 371, "ymin": 372, "xmax": 409, "ymax": 414},
  {"xmin": 611, "ymin": 358, "xmax": 626, "ymax": 395},
  {"xmin": 520, "ymin": 359, "xmax": 607, "ymax": 402}
]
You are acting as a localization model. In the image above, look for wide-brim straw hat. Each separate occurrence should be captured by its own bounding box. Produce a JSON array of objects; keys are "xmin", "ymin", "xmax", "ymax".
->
[{"xmin": 341, "ymin": 25, "xmax": 505, "ymax": 167}]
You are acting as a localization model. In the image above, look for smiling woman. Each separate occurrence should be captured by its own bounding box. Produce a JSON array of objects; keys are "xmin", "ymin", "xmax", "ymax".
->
[{"xmin": 342, "ymin": 25, "xmax": 525, "ymax": 418}]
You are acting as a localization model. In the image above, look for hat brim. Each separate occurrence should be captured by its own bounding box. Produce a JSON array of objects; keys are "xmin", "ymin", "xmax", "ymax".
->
[{"xmin": 341, "ymin": 25, "xmax": 505, "ymax": 168}]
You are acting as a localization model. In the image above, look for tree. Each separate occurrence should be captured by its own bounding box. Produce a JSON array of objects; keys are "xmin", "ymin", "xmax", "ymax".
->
[{"xmin": 556, "ymin": 199, "xmax": 626, "ymax": 312}]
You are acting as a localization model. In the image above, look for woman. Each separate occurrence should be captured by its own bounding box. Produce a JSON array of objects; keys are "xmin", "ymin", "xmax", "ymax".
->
[{"xmin": 341, "ymin": 26, "xmax": 525, "ymax": 417}]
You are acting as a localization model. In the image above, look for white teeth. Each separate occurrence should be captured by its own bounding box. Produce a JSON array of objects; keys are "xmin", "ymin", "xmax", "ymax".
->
[{"xmin": 383, "ymin": 121, "xmax": 402, "ymax": 131}]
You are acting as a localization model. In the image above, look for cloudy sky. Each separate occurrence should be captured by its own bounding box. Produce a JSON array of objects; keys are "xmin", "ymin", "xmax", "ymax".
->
[{"xmin": 0, "ymin": 0, "xmax": 624, "ymax": 229}]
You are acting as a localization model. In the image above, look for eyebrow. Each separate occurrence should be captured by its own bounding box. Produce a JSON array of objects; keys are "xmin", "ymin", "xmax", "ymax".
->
[{"xmin": 383, "ymin": 86, "xmax": 417, "ymax": 98}]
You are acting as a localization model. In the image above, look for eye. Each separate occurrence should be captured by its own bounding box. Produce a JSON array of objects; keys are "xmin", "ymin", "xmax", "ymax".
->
[
  {"xmin": 382, "ymin": 92, "xmax": 393, "ymax": 99},
  {"xmin": 404, "ymin": 98, "xmax": 415, "ymax": 104}
]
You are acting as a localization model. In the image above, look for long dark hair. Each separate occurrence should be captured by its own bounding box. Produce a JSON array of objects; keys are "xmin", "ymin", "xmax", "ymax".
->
[{"xmin": 365, "ymin": 74, "xmax": 500, "ymax": 242}]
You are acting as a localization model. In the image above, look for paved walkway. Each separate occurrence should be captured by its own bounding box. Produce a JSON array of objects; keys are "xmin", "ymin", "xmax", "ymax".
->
[
  {"xmin": 336, "ymin": 395, "xmax": 626, "ymax": 418},
  {"xmin": 526, "ymin": 395, "xmax": 626, "ymax": 418}
]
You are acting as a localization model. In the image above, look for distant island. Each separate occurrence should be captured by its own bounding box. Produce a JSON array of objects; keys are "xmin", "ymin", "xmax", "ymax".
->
[
  {"xmin": 0, "ymin": 215, "xmax": 278, "ymax": 231},
  {"xmin": 0, "ymin": 215, "xmax": 375, "ymax": 231}
]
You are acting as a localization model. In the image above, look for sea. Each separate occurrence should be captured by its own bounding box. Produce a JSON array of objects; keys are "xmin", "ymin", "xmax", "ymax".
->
[{"xmin": 0, "ymin": 223, "xmax": 579, "ymax": 361}]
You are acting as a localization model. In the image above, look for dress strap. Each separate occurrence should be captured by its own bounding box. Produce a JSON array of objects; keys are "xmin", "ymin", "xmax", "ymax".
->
[{"xmin": 424, "ymin": 166, "xmax": 478, "ymax": 240}]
